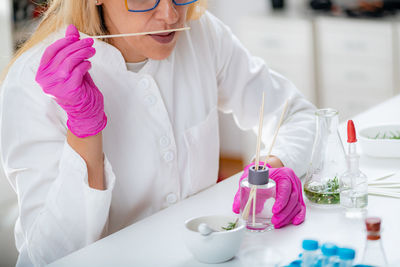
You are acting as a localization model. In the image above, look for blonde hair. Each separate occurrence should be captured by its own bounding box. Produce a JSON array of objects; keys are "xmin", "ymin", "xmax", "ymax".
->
[{"xmin": 1, "ymin": 0, "xmax": 207, "ymax": 82}]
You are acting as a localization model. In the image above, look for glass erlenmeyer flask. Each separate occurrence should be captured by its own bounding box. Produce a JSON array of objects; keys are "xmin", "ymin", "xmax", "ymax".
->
[{"xmin": 304, "ymin": 109, "xmax": 346, "ymax": 206}]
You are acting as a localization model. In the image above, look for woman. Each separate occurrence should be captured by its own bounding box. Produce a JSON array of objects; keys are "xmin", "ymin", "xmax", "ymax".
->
[{"xmin": 0, "ymin": 0, "xmax": 315, "ymax": 265}]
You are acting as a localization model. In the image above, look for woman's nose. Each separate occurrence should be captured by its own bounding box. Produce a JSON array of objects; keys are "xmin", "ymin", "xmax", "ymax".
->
[{"xmin": 154, "ymin": 0, "xmax": 179, "ymax": 25}]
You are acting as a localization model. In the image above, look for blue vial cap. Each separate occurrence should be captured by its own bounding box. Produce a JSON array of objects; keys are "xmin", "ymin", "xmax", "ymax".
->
[
  {"xmin": 338, "ymin": 247, "xmax": 355, "ymax": 260},
  {"xmin": 302, "ymin": 239, "xmax": 319, "ymax": 251},
  {"xmin": 289, "ymin": 260, "xmax": 302, "ymax": 267},
  {"xmin": 321, "ymin": 243, "xmax": 338, "ymax": 256}
]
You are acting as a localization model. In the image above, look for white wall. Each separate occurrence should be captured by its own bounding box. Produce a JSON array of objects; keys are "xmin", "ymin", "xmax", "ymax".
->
[
  {"xmin": 0, "ymin": 0, "xmax": 13, "ymax": 74},
  {"xmin": 0, "ymin": 0, "xmax": 16, "ymax": 211},
  {"xmin": 0, "ymin": 1, "xmax": 19, "ymax": 266}
]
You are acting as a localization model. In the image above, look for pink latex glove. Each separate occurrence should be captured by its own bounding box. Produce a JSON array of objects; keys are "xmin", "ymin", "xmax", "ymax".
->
[
  {"xmin": 232, "ymin": 162, "xmax": 306, "ymax": 229},
  {"xmin": 35, "ymin": 24, "xmax": 107, "ymax": 138}
]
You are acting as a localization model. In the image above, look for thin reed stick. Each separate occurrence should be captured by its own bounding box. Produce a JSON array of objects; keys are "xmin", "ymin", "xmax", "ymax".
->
[
  {"xmin": 253, "ymin": 93, "xmax": 265, "ymax": 225},
  {"xmin": 262, "ymin": 100, "xmax": 289, "ymax": 170},
  {"xmin": 91, "ymin": 27, "xmax": 191, "ymax": 39},
  {"xmin": 252, "ymin": 186, "xmax": 257, "ymax": 226},
  {"xmin": 255, "ymin": 92, "xmax": 265, "ymax": 169},
  {"xmin": 242, "ymin": 93, "xmax": 265, "ymax": 222},
  {"xmin": 242, "ymin": 189, "xmax": 255, "ymax": 220}
]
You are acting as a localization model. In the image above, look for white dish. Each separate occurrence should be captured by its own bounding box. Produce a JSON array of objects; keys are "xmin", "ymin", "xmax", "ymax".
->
[
  {"xmin": 183, "ymin": 215, "xmax": 245, "ymax": 264},
  {"xmin": 359, "ymin": 124, "xmax": 400, "ymax": 158}
]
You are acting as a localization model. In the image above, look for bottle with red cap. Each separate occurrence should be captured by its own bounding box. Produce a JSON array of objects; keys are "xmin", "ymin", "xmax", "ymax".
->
[
  {"xmin": 339, "ymin": 120, "xmax": 368, "ymax": 217},
  {"xmin": 361, "ymin": 217, "xmax": 388, "ymax": 266}
]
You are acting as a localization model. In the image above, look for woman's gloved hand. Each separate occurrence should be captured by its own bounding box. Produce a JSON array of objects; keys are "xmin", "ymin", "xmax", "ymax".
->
[
  {"xmin": 35, "ymin": 24, "xmax": 107, "ymax": 138},
  {"xmin": 232, "ymin": 162, "xmax": 306, "ymax": 229}
]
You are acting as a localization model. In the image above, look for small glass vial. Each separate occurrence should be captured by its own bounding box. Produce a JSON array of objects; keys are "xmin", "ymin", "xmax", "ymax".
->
[
  {"xmin": 301, "ymin": 239, "xmax": 319, "ymax": 267},
  {"xmin": 337, "ymin": 248, "xmax": 355, "ymax": 267},
  {"xmin": 340, "ymin": 120, "xmax": 368, "ymax": 218},
  {"xmin": 240, "ymin": 165, "xmax": 276, "ymax": 232},
  {"xmin": 320, "ymin": 243, "xmax": 338, "ymax": 267},
  {"xmin": 361, "ymin": 217, "xmax": 388, "ymax": 267},
  {"xmin": 339, "ymin": 154, "xmax": 368, "ymax": 218}
]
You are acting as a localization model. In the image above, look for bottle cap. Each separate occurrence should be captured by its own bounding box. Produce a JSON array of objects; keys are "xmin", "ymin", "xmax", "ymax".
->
[
  {"xmin": 365, "ymin": 217, "xmax": 381, "ymax": 232},
  {"xmin": 289, "ymin": 260, "xmax": 302, "ymax": 267},
  {"xmin": 302, "ymin": 239, "xmax": 319, "ymax": 251},
  {"xmin": 321, "ymin": 243, "xmax": 337, "ymax": 256},
  {"xmin": 338, "ymin": 247, "xmax": 355, "ymax": 260},
  {"xmin": 248, "ymin": 165, "xmax": 269, "ymax": 185},
  {"xmin": 347, "ymin": 120, "xmax": 357, "ymax": 143},
  {"xmin": 365, "ymin": 217, "xmax": 381, "ymax": 240}
]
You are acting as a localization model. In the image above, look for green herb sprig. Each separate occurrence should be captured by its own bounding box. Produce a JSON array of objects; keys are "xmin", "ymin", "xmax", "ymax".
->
[
  {"xmin": 370, "ymin": 131, "xmax": 400, "ymax": 140},
  {"xmin": 326, "ymin": 176, "xmax": 339, "ymax": 192},
  {"xmin": 221, "ymin": 218, "xmax": 239, "ymax": 231}
]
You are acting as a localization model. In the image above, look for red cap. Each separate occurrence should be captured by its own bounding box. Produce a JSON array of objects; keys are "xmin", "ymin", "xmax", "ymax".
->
[
  {"xmin": 365, "ymin": 217, "xmax": 381, "ymax": 232},
  {"xmin": 347, "ymin": 120, "xmax": 357, "ymax": 143},
  {"xmin": 365, "ymin": 217, "xmax": 381, "ymax": 240}
]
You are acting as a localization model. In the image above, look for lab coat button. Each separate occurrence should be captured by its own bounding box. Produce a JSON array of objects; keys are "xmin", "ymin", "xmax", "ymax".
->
[
  {"xmin": 166, "ymin": 193, "xmax": 178, "ymax": 204},
  {"xmin": 163, "ymin": 151, "xmax": 174, "ymax": 162},
  {"xmin": 138, "ymin": 78, "xmax": 150, "ymax": 90},
  {"xmin": 159, "ymin": 136, "xmax": 170, "ymax": 148},
  {"xmin": 144, "ymin": 95, "xmax": 157, "ymax": 106}
]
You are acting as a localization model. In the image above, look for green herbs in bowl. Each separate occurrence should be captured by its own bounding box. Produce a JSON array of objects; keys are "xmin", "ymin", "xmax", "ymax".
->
[
  {"xmin": 221, "ymin": 218, "xmax": 239, "ymax": 231},
  {"xmin": 370, "ymin": 131, "xmax": 400, "ymax": 140},
  {"xmin": 359, "ymin": 124, "xmax": 400, "ymax": 158}
]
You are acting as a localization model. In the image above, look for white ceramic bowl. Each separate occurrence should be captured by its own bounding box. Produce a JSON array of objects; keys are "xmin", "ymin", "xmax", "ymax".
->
[
  {"xmin": 359, "ymin": 124, "xmax": 400, "ymax": 158},
  {"xmin": 183, "ymin": 215, "xmax": 245, "ymax": 264}
]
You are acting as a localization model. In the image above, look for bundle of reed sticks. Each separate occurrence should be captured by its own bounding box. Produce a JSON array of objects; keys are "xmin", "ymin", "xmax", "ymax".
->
[
  {"xmin": 242, "ymin": 93, "xmax": 289, "ymax": 226},
  {"xmin": 368, "ymin": 172, "xmax": 400, "ymax": 199}
]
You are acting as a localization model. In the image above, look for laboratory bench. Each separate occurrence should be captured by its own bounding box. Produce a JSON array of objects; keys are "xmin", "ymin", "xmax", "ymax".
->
[{"xmin": 49, "ymin": 95, "xmax": 400, "ymax": 266}]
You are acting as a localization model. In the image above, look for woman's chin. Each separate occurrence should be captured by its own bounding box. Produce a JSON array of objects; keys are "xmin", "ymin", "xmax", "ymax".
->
[
  {"xmin": 145, "ymin": 35, "xmax": 178, "ymax": 60},
  {"xmin": 147, "ymin": 48, "xmax": 175, "ymax": 60}
]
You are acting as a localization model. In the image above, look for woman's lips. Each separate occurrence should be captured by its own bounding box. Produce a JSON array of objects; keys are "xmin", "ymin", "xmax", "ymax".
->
[{"xmin": 148, "ymin": 31, "xmax": 175, "ymax": 44}]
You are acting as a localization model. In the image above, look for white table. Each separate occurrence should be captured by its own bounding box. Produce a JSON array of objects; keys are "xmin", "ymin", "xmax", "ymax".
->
[{"xmin": 50, "ymin": 96, "xmax": 400, "ymax": 267}]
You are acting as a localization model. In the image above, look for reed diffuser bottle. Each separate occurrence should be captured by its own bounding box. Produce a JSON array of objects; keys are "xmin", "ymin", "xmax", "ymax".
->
[{"xmin": 240, "ymin": 165, "xmax": 276, "ymax": 232}]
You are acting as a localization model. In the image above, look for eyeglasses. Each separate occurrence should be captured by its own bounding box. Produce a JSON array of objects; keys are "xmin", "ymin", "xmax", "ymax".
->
[{"xmin": 125, "ymin": 0, "xmax": 199, "ymax": 12}]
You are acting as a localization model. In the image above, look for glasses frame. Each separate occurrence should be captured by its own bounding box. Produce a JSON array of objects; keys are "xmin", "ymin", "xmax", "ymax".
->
[{"xmin": 125, "ymin": 0, "xmax": 199, "ymax": 12}]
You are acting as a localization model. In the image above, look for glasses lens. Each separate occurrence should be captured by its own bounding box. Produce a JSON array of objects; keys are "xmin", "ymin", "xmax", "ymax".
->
[{"xmin": 126, "ymin": 0, "xmax": 158, "ymax": 11}]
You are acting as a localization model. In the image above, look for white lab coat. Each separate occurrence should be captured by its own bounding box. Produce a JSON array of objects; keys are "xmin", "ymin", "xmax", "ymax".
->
[{"xmin": 0, "ymin": 12, "xmax": 316, "ymax": 266}]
